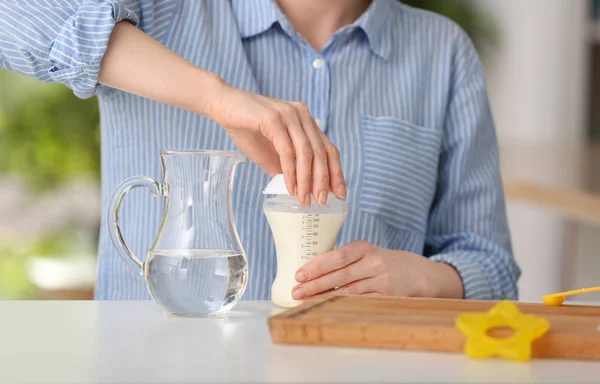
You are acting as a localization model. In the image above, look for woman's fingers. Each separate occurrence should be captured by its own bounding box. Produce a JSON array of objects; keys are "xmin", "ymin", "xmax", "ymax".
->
[
  {"xmin": 262, "ymin": 113, "xmax": 297, "ymax": 196},
  {"xmin": 319, "ymin": 131, "xmax": 345, "ymax": 199},
  {"xmin": 297, "ymin": 240, "xmax": 372, "ymax": 282},
  {"xmin": 292, "ymin": 257, "xmax": 375, "ymax": 299},
  {"xmin": 281, "ymin": 107, "xmax": 313, "ymax": 206},
  {"xmin": 314, "ymin": 277, "xmax": 384, "ymax": 298},
  {"xmin": 334, "ymin": 277, "xmax": 383, "ymax": 295},
  {"xmin": 293, "ymin": 103, "xmax": 329, "ymax": 205},
  {"xmin": 304, "ymin": 278, "xmax": 384, "ymax": 299}
]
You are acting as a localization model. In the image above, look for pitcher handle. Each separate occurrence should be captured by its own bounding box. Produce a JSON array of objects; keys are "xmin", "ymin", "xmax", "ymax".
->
[{"xmin": 107, "ymin": 176, "xmax": 164, "ymax": 275}]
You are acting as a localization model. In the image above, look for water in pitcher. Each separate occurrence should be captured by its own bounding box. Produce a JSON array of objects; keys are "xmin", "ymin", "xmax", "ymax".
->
[
  {"xmin": 108, "ymin": 151, "xmax": 249, "ymax": 316},
  {"xmin": 144, "ymin": 250, "xmax": 248, "ymax": 316}
]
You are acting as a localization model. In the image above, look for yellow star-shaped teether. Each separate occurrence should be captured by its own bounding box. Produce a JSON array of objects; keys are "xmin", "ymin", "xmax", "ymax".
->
[{"xmin": 455, "ymin": 300, "xmax": 550, "ymax": 362}]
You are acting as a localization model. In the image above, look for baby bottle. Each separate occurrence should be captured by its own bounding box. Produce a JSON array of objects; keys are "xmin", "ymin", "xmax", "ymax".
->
[{"xmin": 263, "ymin": 174, "xmax": 348, "ymax": 308}]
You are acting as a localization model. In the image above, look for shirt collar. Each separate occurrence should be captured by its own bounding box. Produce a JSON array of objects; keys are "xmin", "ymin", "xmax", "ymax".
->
[
  {"xmin": 232, "ymin": 0, "xmax": 393, "ymax": 60},
  {"xmin": 354, "ymin": 0, "xmax": 393, "ymax": 60},
  {"xmin": 232, "ymin": 0, "xmax": 284, "ymax": 39}
]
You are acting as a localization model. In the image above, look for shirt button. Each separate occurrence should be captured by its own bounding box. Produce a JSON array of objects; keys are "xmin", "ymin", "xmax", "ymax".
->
[
  {"xmin": 312, "ymin": 58, "xmax": 325, "ymax": 69},
  {"xmin": 315, "ymin": 118, "xmax": 323, "ymax": 129}
]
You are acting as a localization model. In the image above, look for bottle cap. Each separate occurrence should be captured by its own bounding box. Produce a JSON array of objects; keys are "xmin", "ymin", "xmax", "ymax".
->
[
  {"xmin": 263, "ymin": 174, "xmax": 348, "ymax": 207},
  {"xmin": 263, "ymin": 174, "xmax": 290, "ymax": 195}
]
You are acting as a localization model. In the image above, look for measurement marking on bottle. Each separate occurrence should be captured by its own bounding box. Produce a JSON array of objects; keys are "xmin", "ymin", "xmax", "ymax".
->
[{"xmin": 302, "ymin": 214, "xmax": 320, "ymax": 260}]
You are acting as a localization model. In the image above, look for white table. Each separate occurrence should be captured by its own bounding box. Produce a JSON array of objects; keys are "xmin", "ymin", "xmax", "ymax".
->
[{"xmin": 1, "ymin": 301, "xmax": 599, "ymax": 383}]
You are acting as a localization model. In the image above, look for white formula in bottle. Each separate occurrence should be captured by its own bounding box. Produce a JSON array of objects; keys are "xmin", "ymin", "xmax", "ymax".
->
[{"xmin": 263, "ymin": 175, "xmax": 348, "ymax": 308}]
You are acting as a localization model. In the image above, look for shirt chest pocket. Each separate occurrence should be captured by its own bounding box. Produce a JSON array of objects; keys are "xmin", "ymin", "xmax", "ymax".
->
[{"xmin": 360, "ymin": 115, "xmax": 442, "ymax": 234}]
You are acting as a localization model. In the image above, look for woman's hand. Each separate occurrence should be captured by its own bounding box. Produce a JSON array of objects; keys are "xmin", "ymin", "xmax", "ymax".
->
[
  {"xmin": 291, "ymin": 241, "xmax": 465, "ymax": 300},
  {"xmin": 206, "ymin": 84, "xmax": 346, "ymax": 207}
]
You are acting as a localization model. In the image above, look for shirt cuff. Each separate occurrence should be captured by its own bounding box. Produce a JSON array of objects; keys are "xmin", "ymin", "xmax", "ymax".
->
[
  {"xmin": 47, "ymin": 0, "xmax": 140, "ymax": 99},
  {"xmin": 429, "ymin": 252, "xmax": 494, "ymax": 300}
]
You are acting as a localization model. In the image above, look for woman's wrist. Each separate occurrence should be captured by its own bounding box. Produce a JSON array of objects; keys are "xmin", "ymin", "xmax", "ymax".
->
[
  {"xmin": 423, "ymin": 259, "xmax": 465, "ymax": 299},
  {"xmin": 191, "ymin": 69, "xmax": 228, "ymax": 118}
]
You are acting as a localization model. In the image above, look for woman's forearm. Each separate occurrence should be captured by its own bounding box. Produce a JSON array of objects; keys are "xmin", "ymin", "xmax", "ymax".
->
[{"xmin": 99, "ymin": 21, "xmax": 224, "ymax": 117}]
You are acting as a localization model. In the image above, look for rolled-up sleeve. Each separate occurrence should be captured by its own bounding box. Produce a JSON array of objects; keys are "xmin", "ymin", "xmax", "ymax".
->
[
  {"xmin": 0, "ymin": 0, "xmax": 139, "ymax": 98},
  {"xmin": 425, "ymin": 37, "xmax": 521, "ymax": 301}
]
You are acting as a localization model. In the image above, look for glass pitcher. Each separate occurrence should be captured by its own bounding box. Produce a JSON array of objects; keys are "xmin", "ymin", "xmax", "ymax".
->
[{"xmin": 108, "ymin": 150, "xmax": 248, "ymax": 317}]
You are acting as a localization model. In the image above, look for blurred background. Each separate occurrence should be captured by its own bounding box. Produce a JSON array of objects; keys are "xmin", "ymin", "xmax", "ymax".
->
[{"xmin": 0, "ymin": 0, "xmax": 598, "ymax": 302}]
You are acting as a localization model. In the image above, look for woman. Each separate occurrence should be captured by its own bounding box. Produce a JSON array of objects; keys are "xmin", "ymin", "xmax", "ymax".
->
[{"xmin": 0, "ymin": 0, "xmax": 520, "ymax": 301}]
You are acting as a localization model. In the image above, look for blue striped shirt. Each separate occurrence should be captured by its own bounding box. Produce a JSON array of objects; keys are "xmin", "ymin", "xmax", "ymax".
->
[{"xmin": 0, "ymin": 0, "xmax": 521, "ymax": 301}]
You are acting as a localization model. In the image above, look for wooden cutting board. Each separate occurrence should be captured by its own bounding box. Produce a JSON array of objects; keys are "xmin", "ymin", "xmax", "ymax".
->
[{"xmin": 268, "ymin": 295, "xmax": 600, "ymax": 360}]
